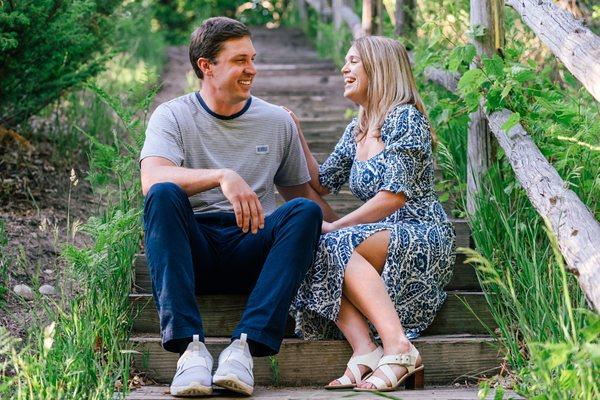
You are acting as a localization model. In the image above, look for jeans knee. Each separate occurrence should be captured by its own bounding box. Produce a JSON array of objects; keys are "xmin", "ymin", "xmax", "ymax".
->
[
  {"xmin": 147, "ymin": 182, "xmax": 185, "ymax": 201},
  {"xmin": 145, "ymin": 182, "xmax": 187, "ymax": 213},
  {"xmin": 288, "ymin": 197, "xmax": 323, "ymax": 224}
]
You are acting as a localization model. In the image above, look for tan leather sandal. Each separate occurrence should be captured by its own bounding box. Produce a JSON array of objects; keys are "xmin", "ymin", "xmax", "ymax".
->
[
  {"xmin": 354, "ymin": 343, "xmax": 424, "ymax": 392},
  {"xmin": 324, "ymin": 345, "xmax": 384, "ymax": 390}
]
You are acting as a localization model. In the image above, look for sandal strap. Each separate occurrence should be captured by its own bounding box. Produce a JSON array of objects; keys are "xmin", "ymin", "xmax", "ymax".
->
[
  {"xmin": 380, "ymin": 364, "xmax": 399, "ymax": 387},
  {"xmin": 363, "ymin": 374, "xmax": 388, "ymax": 390},
  {"xmin": 346, "ymin": 346, "xmax": 383, "ymax": 383},
  {"xmin": 376, "ymin": 345, "xmax": 421, "ymax": 375},
  {"xmin": 337, "ymin": 375, "xmax": 352, "ymax": 386}
]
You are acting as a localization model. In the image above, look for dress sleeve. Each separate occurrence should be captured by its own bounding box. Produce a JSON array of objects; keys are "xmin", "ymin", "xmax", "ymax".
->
[
  {"xmin": 380, "ymin": 106, "xmax": 431, "ymax": 199},
  {"xmin": 318, "ymin": 120, "xmax": 356, "ymax": 194}
]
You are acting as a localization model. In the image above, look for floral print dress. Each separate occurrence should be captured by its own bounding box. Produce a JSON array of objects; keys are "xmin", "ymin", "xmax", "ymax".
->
[{"xmin": 291, "ymin": 104, "xmax": 456, "ymax": 340}]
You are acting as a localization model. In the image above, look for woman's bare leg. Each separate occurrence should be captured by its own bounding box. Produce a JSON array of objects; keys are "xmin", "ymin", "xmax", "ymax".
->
[
  {"xmin": 343, "ymin": 230, "xmax": 422, "ymax": 389},
  {"xmin": 327, "ymin": 295, "xmax": 378, "ymax": 386}
]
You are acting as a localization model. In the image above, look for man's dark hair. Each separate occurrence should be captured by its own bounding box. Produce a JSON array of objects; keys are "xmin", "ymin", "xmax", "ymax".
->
[{"xmin": 189, "ymin": 17, "xmax": 251, "ymax": 79}]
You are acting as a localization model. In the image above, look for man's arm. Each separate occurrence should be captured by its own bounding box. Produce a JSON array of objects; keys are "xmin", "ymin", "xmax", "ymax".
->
[
  {"xmin": 277, "ymin": 182, "xmax": 338, "ymax": 222},
  {"xmin": 141, "ymin": 157, "xmax": 223, "ymax": 196},
  {"xmin": 141, "ymin": 156, "xmax": 265, "ymax": 234}
]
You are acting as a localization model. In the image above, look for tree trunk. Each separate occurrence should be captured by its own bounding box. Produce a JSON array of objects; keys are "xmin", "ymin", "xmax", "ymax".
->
[
  {"xmin": 505, "ymin": 0, "xmax": 600, "ymax": 102},
  {"xmin": 466, "ymin": 0, "xmax": 503, "ymax": 215},
  {"xmin": 395, "ymin": 0, "xmax": 415, "ymax": 36}
]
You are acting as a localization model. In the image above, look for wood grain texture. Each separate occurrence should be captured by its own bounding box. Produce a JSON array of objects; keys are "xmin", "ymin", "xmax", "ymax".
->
[
  {"xmin": 130, "ymin": 335, "xmax": 501, "ymax": 385},
  {"xmin": 487, "ymin": 109, "xmax": 600, "ymax": 311},
  {"xmin": 126, "ymin": 385, "xmax": 523, "ymax": 399},
  {"xmin": 129, "ymin": 291, "xmax": 493, "ymax": 335},
  {"xmin": 133, "ymin": 250, "xmax": 480, "ymax": 295},
  {"xmin": 506, "ymin": 0, "xmax": 600, "ymax": 102}
]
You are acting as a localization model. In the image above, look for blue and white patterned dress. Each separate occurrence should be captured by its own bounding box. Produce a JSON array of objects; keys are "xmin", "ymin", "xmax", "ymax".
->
[{"xmin": 291, "ymin": 104, "xmax": 456, "ymax": 340}]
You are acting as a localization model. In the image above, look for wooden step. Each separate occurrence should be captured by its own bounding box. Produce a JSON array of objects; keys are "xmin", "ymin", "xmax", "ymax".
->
[
  {"xmin": 132, "ymin": 248, "xmax": 479, "ymax": 294},
  {"xmin": 127, "ymin": 385, "xmax": 521, "ymax": 399},
  {"xmin": 129, "ymin": 335, "xmax": 501, "ymax": 386},
  {"xmin": 129, "ymin": 291, "xmax": 493, "ymax": 335}
]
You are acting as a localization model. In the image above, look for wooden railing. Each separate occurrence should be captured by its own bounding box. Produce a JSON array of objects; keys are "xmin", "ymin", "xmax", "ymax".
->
[{"xmin": 294, "ymin": 0, "xmax": 600, "ymax": 312}]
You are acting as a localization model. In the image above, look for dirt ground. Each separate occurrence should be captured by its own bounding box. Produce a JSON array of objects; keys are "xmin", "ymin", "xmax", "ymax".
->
[{"xmin": 0, "ymin": 131, "xmax": 97, "ymax": 339}]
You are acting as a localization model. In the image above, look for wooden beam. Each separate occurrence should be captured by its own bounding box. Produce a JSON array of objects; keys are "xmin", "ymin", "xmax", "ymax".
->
[
  {"xmin": 505, "ymin": 0, "xmax": 600, "ymax": 102},
  {"xmin": 487, "ymin": 110, "xmax": 600, "ymax": 312},
  {"xmin": 362, "ymin": 0, "xmax": 374, "ymax": 36},
  {"xmin": 340, "ymin": 4, "xmax": 364, "ymax": 39},
  {"xmin": 419, "ymin": 63, "xmax": 600, "ymax": 311},
  {"xmin": 466, "ymin": 0, "xmax": 503, "ymax": 215}
]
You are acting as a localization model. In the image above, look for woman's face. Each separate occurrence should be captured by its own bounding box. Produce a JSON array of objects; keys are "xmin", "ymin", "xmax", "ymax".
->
[{"xmin": 341, "ymin": 46, "xmax": 368, "ymax": 106}]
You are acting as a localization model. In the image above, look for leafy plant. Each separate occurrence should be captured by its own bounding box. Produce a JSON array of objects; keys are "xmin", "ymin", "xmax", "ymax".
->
[{"xmin": 0, "ymin": 0, "xmax": 121, "ymax": 129}]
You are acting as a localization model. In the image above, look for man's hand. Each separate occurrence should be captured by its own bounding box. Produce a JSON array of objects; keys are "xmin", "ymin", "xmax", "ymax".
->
[{"xmin": 220, "ymin": 169, "xmax": 265, "ymax": 234}]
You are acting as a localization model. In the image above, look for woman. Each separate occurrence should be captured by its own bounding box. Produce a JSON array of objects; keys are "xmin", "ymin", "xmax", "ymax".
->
[{"xmin": 286, "ymin": 36, "xmax": 455, "ymax": 392}]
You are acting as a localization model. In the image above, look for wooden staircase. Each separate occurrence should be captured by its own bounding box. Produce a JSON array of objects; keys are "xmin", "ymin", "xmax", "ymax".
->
[{"xmin": 127, "ymin": 27, "xmax": 501, "ymax": 397}]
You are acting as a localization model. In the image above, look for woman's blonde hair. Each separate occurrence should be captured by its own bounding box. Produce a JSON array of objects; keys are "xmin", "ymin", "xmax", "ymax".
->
[{"xmin": 352, "ymin": 36, "xmax": 436, "ymax": 144}]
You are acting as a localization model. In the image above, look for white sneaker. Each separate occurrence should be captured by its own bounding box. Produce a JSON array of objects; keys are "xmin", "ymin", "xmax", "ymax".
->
[
  {"xmin": 170, "ymin": 335, "xmax": 213, "ymax": 397},
  {"xmin": 213, "ymin": 333, "xmax": 254, "ymax": 395}
]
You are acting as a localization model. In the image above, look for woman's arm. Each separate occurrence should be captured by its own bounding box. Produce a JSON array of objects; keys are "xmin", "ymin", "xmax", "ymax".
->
[
  {"xmin": 323, "ymin": 190, "xmax": 406, "ymax": 233},
  {"xmin": 283, "ymin": 107, "xmax": 330, "ymax": 195}
]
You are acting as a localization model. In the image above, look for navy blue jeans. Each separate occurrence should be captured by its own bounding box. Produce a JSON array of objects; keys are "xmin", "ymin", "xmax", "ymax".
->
[{"xmin": 143, "ymin": 182, "xmax": 322, "ymax": 356}]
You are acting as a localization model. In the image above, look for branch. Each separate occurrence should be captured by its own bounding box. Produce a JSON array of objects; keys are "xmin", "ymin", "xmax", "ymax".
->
[{"xmin": 505, "ymin": 0, "xmax": 600, "ymax": 102}]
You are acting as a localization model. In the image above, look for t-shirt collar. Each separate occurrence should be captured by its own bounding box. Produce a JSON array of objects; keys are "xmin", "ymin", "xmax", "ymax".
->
[{"xmin": 195, "ymin": 92, "xmax": 252, "ymax": 120}]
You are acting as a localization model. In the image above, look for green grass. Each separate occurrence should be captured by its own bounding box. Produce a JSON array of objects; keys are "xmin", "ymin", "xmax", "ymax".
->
[
  {"xmin": 0, "ymin": 220, "xmax": 9, "ymax": 309},
  {"xmin": 0, "ymin": 2, "xmax": 165, "ymax": 398}
]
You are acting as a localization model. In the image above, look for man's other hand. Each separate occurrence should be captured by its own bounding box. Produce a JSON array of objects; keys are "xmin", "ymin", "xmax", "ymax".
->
[{"xmin": 220, "ymin": 169, "xmax": 265, "ymax": 234}]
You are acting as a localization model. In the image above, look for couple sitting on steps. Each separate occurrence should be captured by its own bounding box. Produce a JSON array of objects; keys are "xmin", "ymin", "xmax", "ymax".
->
[{"xmin": 140, "ymin": 17, "xmax": 455, "ymax": 397}]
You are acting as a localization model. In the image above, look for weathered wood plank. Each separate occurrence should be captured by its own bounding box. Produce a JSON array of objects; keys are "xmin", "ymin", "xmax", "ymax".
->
[
  {"xmin": 506, "ymin": 0, "xmax": 600, "ymax": 102},
  {"xmin": 466, "ymin": 0, "xmax": 503, "ymax": 215},
  {"xmin": 130, "ymin": 335, "xmax": 501, "ymax": 386},
  {"xmin": 487, "ymin": 109, "xmax": 600, "ymax": 311},
  {"xmin": 129, "ymin": 291, "xmax": 493, "ymax": 335},
  {"xmin": 133, "ymin": 245, "xmax": 479, "ymax": 294},
  {"xmin": 126, "ymin": 384, "xmax": 523, "ymax": 399}
]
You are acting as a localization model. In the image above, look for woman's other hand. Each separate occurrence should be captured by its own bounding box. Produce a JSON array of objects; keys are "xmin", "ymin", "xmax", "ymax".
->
[
  {"xmin": 282, "ymin": 106, "xmax": 301, "ymax": 131},
  {"xmin": 322, "ymin": 221, "xmax": 337, "ymax": 234}
]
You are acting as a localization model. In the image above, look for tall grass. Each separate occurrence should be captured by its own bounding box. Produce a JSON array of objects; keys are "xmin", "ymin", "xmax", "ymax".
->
[
  {"xmin": 0, "ymin": 2, "xmax": 164, "ymax": 398},
  {"xmin": 462, "ymin": 164, "xmax": 599, "ymax": 399}
]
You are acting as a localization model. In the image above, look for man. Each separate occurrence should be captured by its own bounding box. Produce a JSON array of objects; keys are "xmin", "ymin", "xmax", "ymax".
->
[{"xmin": 140, "ymin": 17, "xmax": 327, "ymax": 397}]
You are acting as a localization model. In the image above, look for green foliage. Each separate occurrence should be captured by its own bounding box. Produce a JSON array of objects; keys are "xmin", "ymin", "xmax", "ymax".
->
[
  {"xmin": 0, "ymin": 219, "xmax": 9, "ymax": 308},
  {"xmin": 0, "ymin": 0, "xmax": 121, "ymax": 129},
  {"xmin": 413, "ymin": 1, "xmax": 600, "ymax": 397},
  {"xmin": 152, "ymin": 0, "xmax": 290, "ymax": 45},
  {"xmin": 0, "ymin": 83, "xmax": 152, "ymax": 399},
  {"xmin": 0, "ymin": 2, "xmax": 164, "ymax": 397}
]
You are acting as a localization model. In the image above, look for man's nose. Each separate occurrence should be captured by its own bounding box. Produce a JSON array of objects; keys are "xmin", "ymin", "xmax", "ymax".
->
[{"xmin": 245, "ymin": 60, "xmax": 257, "ymax": 75}]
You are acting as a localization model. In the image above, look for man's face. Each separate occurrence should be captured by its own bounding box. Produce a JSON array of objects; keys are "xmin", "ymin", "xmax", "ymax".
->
[{"xmin": 203, "ymin": 36, "xmax": 257, "ymax": 105}]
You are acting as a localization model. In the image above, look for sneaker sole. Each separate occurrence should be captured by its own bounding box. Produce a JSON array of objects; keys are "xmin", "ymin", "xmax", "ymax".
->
[
  {"xmin": 213, "ymin": 374, "xmax": 254, "ymax": 396},
  {"xmin": 170, "ymin": 383, "xmax": 213, "ymax": 397}
]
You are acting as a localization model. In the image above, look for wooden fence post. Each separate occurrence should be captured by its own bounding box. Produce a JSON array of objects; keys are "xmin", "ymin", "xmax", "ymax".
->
[
  {"xmin": 395, "ymin": 0, "xmax": 415, "ymax": 36},
  {"xmin": 297, "ymin": 0, "xmax": 309, "ymax": 28},
  {"xmin": 466, "ymin": 0, "xmax": 504, "ymax": 216}
]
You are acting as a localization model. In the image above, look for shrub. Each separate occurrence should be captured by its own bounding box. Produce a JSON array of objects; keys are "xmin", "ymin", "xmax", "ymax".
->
[{"xmin": 0, "ymin": 0, "xmax": 121, "ymax": 129}]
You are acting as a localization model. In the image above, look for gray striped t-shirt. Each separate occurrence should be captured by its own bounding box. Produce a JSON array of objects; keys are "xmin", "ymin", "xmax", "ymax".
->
[{"xmin": 140, "ymin": 92, "xmax": 310, "ymax": 215}]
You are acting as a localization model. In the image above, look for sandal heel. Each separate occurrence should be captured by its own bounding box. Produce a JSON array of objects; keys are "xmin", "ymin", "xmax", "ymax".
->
[{"xmin": 405, "ymin": 368, "xmax": 424, "ymax": 390}]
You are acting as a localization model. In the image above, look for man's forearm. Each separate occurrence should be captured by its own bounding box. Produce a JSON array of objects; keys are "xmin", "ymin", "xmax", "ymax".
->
[{"xmin": 141, "ymin": 165, "xmax": 226, "ymax": 196}]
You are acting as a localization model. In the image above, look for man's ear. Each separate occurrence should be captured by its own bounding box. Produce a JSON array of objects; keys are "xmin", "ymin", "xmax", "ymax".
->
[{"xmin": 197, "ymin": 58, "xmax": 212, "ymax": 77}]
